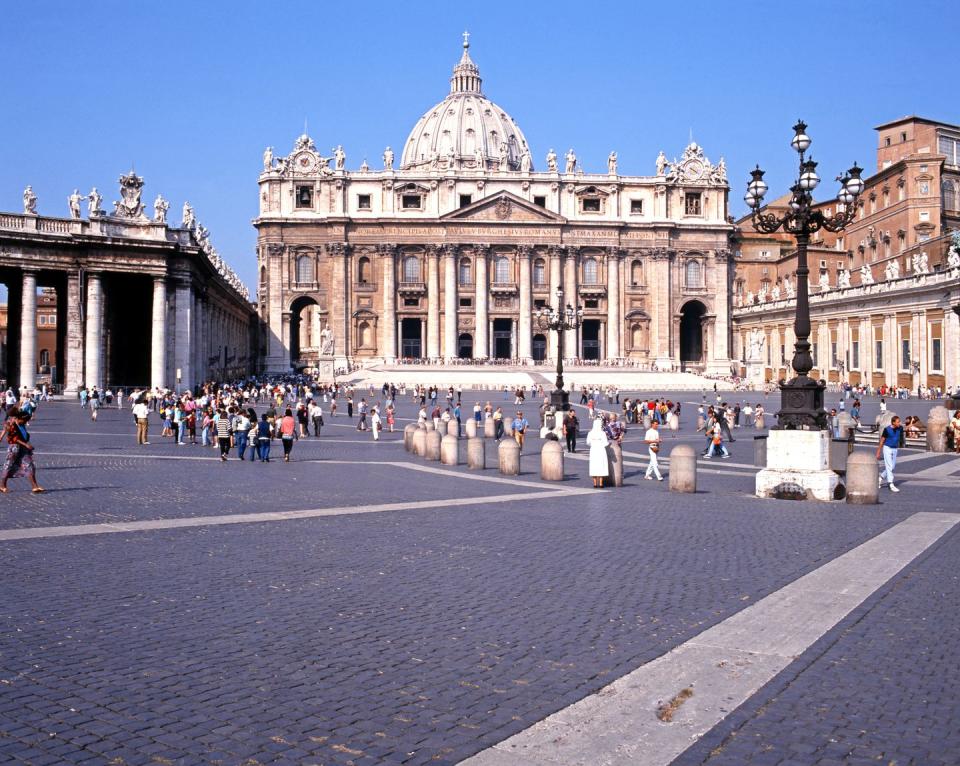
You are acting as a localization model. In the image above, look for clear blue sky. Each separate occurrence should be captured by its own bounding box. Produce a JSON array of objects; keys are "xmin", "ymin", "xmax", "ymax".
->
[{"xmin": 2, "ymin": 0, "xmax": 956, "ymax": 296}]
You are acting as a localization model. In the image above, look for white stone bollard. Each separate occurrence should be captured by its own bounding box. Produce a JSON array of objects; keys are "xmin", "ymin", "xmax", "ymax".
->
[
  {"xmin": 424, "ymin": 420, "xmax": 435, "ymax": 433},
  {"xmin": 446, "ymin": 419, "xmax": 459, "ymax": 437},
  {"xmin": 606, "ymin": 442, "xmax": 623, "ymax": 487},
  {"xmin": 498, "ymin": 438, "xmax": 521, "ymax": 476},
  {"xmin": 845, "ymin": 451, "xmax": 879, "ymax": 505},
  {"xmin": 668, "ymin": 444, "xmax": 697, "ymax": 493},
  {"xmin": 440, "ymin": 434, "xmax": 459, "ymax": 465},
  {"xmin": 412, "ymin": 428, "xmax": 426, "ymax": 457},
  {"xmin": 926, "ymin": 406, "xmax": 951, "ymax": 452},
  {"xmin": 466, "ymin": 437, "xmax": 485, "ymax": 469},
  {"xmin": 540, "ymin": 440, "xmax": 564, "ymax": 481},
  {"xmin": 425, "ymin": 430, "xmax": 442, "ymax": 461},
  {"xmin": 484, "ymin": 417, "xmax": 495, "ymax": 438},
  {"xmin": 403, "ymin": 423, "xmax": 417, "ymax": 452},
  {"xmin": 466, "ymin": 419, "xmax": 478, "ymax": 438}
]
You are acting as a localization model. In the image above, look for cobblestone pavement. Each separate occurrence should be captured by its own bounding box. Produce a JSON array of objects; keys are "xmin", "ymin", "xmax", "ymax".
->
[{"xmin": 1, "ymin": 396, "xmax": 958, "ymax": 765}]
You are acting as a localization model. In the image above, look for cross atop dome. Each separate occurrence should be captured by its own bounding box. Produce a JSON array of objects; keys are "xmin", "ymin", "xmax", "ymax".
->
[{"xmin": 450, "ymin": 32, "xmax": 482, "ymax": 94}]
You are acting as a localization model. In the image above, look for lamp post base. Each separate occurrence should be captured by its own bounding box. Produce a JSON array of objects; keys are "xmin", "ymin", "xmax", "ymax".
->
[
  {"xmin": 756, "ymin": 429, "xmax": 842, "ymax": 502},
  {"xmin": 777, "ymin": 375, "xmax": 828, "ymax": 430},
  {"xmin": 550, "ymin": 389, "xmax": 570, "ymax": 412}
]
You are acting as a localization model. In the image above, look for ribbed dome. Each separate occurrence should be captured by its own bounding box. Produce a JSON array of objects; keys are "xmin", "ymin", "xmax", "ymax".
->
[{"xmin": 400, "ymin": 35, "xmax": 533, "ymax": 172}]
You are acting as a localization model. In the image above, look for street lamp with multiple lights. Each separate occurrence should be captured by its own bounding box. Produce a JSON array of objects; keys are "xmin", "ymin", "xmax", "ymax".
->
[
  {"xmin": 744, "ymin": 120, "xmax": 865, "ymax": 430},
  {"xmin": 534, "ymin": 287, "xmax": 583, "ymax": 411}
]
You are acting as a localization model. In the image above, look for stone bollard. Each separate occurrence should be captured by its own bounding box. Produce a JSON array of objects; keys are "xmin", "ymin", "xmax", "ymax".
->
[
  {"xmin": 412, "ymin": 428, "xmax": 426, "ymax": 457},
  {"xmin": 643, "ymin": 414, "xmax": 652, "ymax": 429},
  {"xmin": 424, "ymin": 420, "xmax": 436, "ymax": 433},
  {"xmin": 877, "ymin": 410, "xmax": 897, "ymax": 431},
  {"xmin": 403, "ymin": 423, "xmax": 417, "ymax": 452},
  {"xmin": 503, "ymin": 418, "xmax": 513, "ymax": 437},
  {"xmin": 466, "ymin": 419, "xmax": 478, "ymax": 438},
  {"xmin": 484, "ymin": 417, "xmax": 496, "ymax": 438},
  {"xmin": 837, "ymin": 412, "xmax": 855, "ymax": 440},
  {"xmin": 696, "ymin": 414, "xmax": 705, "ymax": 431},
  {"xmin": 447, "ymin": 419, "xmax": 460, "ymax": 437},
  {"xmin": 668, "ymin": 444, "xmax": 697, "ymax": 493},
  {"xmin": 753, "ymin": 434, "xmax": 768, "ymax": 467},
  {"xmin": 926, "ymin": 405, "xmax": 951, "ymax": 453},
  {"xmin": 606, "ymin": 442, "xmax": 623, "ymax": 487},
  {"xmin": 466, "ymin": 437, "xmax": 485, "ymax": 469},
  {"xmin": 540, "ymin": 440, "xmax": 564, "ymax": 481},
  {"xmin": 498, "ymin": 438, "xmax": 521, "ymax": 475},
  {"xmin": 425, "ymin": 430, "xmax": 442, "ymax": 461},
  {"xmin": 846, "ymin": 451, "xmax": 879, "ymax": 505},
  {"xmin": 440, "ymin": 434, "xmax": 459, "ymax": 465}
]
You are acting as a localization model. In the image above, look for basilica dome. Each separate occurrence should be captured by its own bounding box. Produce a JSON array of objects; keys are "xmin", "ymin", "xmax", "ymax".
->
[{"xmin": 400, "ymin": 36, "xmax": 533, "ymax": 172}]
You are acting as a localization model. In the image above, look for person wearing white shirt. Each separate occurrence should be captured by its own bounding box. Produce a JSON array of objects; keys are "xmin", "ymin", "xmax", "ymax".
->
[
  {"xmin": 133, "ymin": 400, "xmax": 151, "ymax": 445},
  {"xmin": 644, "ymin": 421, "xmax": 663, "ymax": 481}
]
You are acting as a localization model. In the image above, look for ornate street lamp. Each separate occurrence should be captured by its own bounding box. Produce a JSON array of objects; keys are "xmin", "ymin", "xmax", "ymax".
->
[
  {"xmin": 534, "ymin": 286, "xmax": 583, "ymax": 411},
  {"xmin": 744, "ymin": 120, "xmax": 865, "ymax": 429}
]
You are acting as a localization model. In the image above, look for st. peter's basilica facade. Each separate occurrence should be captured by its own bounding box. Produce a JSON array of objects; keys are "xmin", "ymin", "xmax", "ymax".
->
[{"xmin": 256, "ymin": 37, "xmax": 734, "ymax": 374}]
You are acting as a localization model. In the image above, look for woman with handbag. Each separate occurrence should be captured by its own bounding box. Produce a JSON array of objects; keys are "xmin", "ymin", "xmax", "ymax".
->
[
  {"xmin": 279, "ymin": 408, "xmax": 297, "ymax": 462},
  {"xmin": 1, "ymin": 410, "xmax": 44, "ymax": 493},
  {"xmin": 643, "ymin": 420, "xmax": 663, "ymax": 481}
]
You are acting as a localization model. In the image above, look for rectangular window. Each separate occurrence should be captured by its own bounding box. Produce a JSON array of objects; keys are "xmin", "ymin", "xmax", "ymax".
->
[
  {"xmin": 403, "ymin": 297, "xmax": 419, "ymax": 307},
  {"xmin": 38, "ymin": 315, "xmax": 46, "ymax": 326},
  {"xmin": 459, "ymin": 194, "xmax": 472, "ymax": 208},
  {"xmin": 584, "ymin": 299, "xmax": 599, "ymax": 309},
  {"xmin": 780, "ymin": 345, "xmax": 786, "ymax": 365},
  {"xmin": 684, "ymin": 192, "xmax": 702, "ymax": 215},
  {"xmin": 932, "ymin": 338, "xmax": 943, "ymax": 371},
  {"xmin": 875, "ymin": 338, "xmax": 883, "ymax": 370},
  {"xmin": 831, "ymin": 341, "xmax": 838, "ymax": 368},
  {"xmin": 630, "ymin": 199, "xmax": 643, "ymax": 214},
  {"xmin": 919, "ymin": 210, "xmax": 930, "ymax": 221},
  {"xmin": 295, "ymin": 185, "xmax": 313, "ymax": 208},
  {"xmin": 401, "ymin": 194, "xmax": 422, "ymax": 210},
  {"xmin": 534, "ymin": 299, "xmax": 546, "ymax": 309},
  {"xmin": 357, "ymin": 194, "xmax": 371, "ymax": 210},
  {"xmin": 812, "ymin": 343, "xmax": 818, "ymax": 368},
  {"xmin": 533, "ymin": 195, "xmax": 546, "ymax": 207},
  {"xmin": 901, "ymin": 337, "xmax": 911, "ymax": 370},
  {"xmin": 852, "ymin": 341, "xmax": 860, "ymax": 369},
  {"xmin": 458, "ymin": 297, "xmax": 473, "ymax": 308},
  {"xmin": 582, "ymin": 198, "xmax": 601, "ymax": 212}
]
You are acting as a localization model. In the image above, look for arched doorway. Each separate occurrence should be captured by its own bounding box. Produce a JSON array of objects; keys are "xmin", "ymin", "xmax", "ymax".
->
[
  {"xmin": 458, "ymin": 333, "xmax": 473, "ymax": 359},
  {"xmin": 289, "ymin": 296, "xmax": 321, "ymax": 368},
  {"xmin": 532, "ymin": 333, "xmax": 547, "ymax": 361},
  {"xmin": 679, "ymin": 300, "xmax": 707, "ymax": 368}
]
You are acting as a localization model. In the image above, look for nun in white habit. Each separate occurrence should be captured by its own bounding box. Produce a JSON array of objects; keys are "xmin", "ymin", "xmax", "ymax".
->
[{"xmin": 586, "ymin": 417, "xmax": 610, "ymax": 488}]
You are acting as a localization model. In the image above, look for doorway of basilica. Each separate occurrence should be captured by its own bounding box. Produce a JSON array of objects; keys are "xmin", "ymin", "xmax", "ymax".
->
[
  {"xmin": 493, "ymin": 318, "xmax": 512, "ymax": 359},
  {"xmin": 401, "ymin": 318, "xmax": 422, "ymax": 359},
  {"xmin": 680, "ymin": 300, "xmax": 707, "ymax": 369}
]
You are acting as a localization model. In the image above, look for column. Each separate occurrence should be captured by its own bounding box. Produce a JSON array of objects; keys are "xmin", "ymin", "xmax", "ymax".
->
[
  {"xmin": 548, "ymin": 246, "xmax": 563, "ymax": 362},
  {"xmin": 173, "ymin": 278, "xmax": 193, "ymax": 391},
  {"xmin": 65, "ymin": 271, "xmax": 84, "ymax": 394},
  {"xmin": 19, "ymin": 270, "xmax": 37, "ymax": 390},
  {"xmin": 518, "ymin": 246, "xmax": 532, "ymax": 362},
  {"xmin": 420, "ymin": 318, "xmax": 426, "ymax": 357},
  {"xmin": 84, "ymin": 272, "xmax": 103, "ymax": 390},
  {"xmin": 426, "ymin": 245, "xmax": 440, "ymax": 360},
  {"xmin": 711, "ymin": 250, "xmax": 731, "ymax": 367},
  {"xmin": 914, "ymin": 310, "xmax": 926, "ymax": 388},
  {"xmin": 606, "ymin": 249, "xmax": 620, "ymax": 360},
  {"xmin": 945, "ymin": 308, "xmax": 960, "ymax": 391},
  {"xmin": 193, "ymin": 294, "xmax": 204, "ymax": 384},
  {"xmin": 650, "ymin": 250, "xmax": 674, "ymax": 366},
  {"xmin": 474, "ymin": 246, "xmax": 489, "ymax": 359},
  {"xmin": 511, "ymin": 318, "xmax": 517, "ymax": 360},
  {"xmin": 443, "ymin": 246, "xmax": 458, "ymax": 360},
  {"xmin": 151, "ymin": 276, "xmax": 167, "ymax": 389},
  {"xmin": 380, "ymin": 244, "xmax": 397, "ymax": 362},
  {"xmin": 563, "ymin": 249, "xmax": 578, "ymax": 359}
]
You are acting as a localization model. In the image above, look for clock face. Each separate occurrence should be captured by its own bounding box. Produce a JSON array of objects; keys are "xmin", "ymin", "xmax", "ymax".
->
[
  {"xmin": 295, "ymin": 152, "xmax": 313, "ymax": 170},
  {"xmin": 685, "ymin": 160, "xmax": 704, "ymax": 180}
]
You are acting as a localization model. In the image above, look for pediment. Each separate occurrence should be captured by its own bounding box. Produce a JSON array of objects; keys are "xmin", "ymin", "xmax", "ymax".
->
[{"xmin": 441, "ymin": 191, "xmax": 566, "ymax": 223}]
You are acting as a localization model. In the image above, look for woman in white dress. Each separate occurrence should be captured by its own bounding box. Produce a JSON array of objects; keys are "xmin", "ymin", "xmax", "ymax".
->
[{"xmin": 586, "ymin": 418, "xmax": 610, "ymax": 488}]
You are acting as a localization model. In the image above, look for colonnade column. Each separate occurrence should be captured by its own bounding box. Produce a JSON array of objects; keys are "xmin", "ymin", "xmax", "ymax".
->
[
  {"xmin": 84, "ymin": 272, "xmax": 103, "ymax": 390},
  {"xmin": 563, "ymin": 248, "xmax": 578, "ymax": 359},
  {"xmin": 151, "ymin": 276, "xmax": 167, "ymax": 390},
  {"xmin": 379, "ymin": 244, "xmax": 397, "ymax": 362},
  {"xmin": 945, "ymin": 308, "xmax": 960, "ymax": 390},
  {"xmin": 173, "ymin": 277, "xmax": 193, "ymax": 391},
  {"xmin": 64, "ymin": 272, "xmax": 84, "ymax": 394},
  {"xmin": 442, "ymin": 245, "xmax": 458, "ymax": 360},
  {"xmin": 426, "ymin": 245, "xmax": 441, "ymax": 360},
  {"xmin": 548, "ymin": 246, "xmax": 563, "ymax": 361},
  {"xmin": 474, "ymin": 246, "xmax": 489, "ymax": 359},
  {"xmin": 518, "ymin": 246, "xmax": 532, "ymax": 363},
  {"xmin": 19, "ymin": 270, "xmax": 38, "ymax": 390},
  {"xmin": 605, "ymin": 249, "xmax": 620, "ymax": 360}
]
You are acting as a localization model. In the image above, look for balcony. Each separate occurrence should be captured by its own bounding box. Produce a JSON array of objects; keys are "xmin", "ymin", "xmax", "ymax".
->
[
  {"xmin": 354, "ymin": 281, "xmax": 376, "ymax": 292},
  {"xmin": 398, "ymin": 281, "xmax": 426, "ymax": 295},
  {"xmin": 490, "ymin": 282, "xmax": 519, "ymax": 295},
  {"xmin": 579, "ymin": 283, "xmax": 607, "ymax": 298}
]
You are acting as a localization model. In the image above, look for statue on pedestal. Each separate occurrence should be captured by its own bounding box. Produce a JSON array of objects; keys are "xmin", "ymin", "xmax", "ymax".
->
[
  {"xmin": 948, "ymin": 247, "xmax": 960, "ymax": 270},
  {"xmin": 607, "ymin": 151, "xmax": 617, "ymax": 174},
  {"xmin": 182, "ymin": 201, "xmax": 195, "ymax": 230},
  {"xmin": 747, "ymin": 328, "xmax": 765, "ymax": 361},
  {"xmin": 656, "ymin": 151, "xmax": 667, "ymax": 176},
  {"xmin": 333, "ymin": 145, "xmax": 346, "ymax": 170},
  {"xmin": 263, "ymin": 146, "xmax": 273, "ymax": 171},
  {"xmin": 383, "ymin": 146, "xmax": 394, "ymax": 170},
  {"xmin": 885, "ymin": 259, "xmax": 900, "ymax": 280},
  {"xmin": 87, "ymin": 187, "xmax": 103, "ymax": 216},
  {"xmin": 860, "ymin": 262, "xmax": 874, "ymax": 285},
  {"xmin": 475, "ymin": 145, "xmax": 485, "ymax": 170},
  {"xmin": 153, "ymin": 194, "xmax": 169, "ymax": 224},
  {"xmin": 68, "ymin": 189, "xmax": 83, "ymax": 219},
  {"xmin": 783, "ymin": 274, "xmax": 795, "ymax": 297},
  {"xmin": 564, "ymin": 148, "xmax": 577, "ymax": 174},
  {"xmin": 771, "ymin": 284, "xmax": 781, "ymax": 301},
  {"xmin": 319, "ymin": 324, "xmax": 334, "ymax": 355},
  {"xmin": 23, "ymin": 185, "xmax": 37, "ymax": 215},
  {"xmin": 838, "ymin": 269, "xmax": 851, "ymax": 289},
  {"xmin": 546, "ymin": 148, "xmax": 558, "ymax": 173},
  {"xmin": 519, "ymin": 150, "xmax": 532, "ymax": 172},
  {"xmin": 818, "ymin": 271, "xmax": 830, "ymax": 291},
  {"xmin": 499, "ymin": 142, "xmax": 510, "ymax": 171}
]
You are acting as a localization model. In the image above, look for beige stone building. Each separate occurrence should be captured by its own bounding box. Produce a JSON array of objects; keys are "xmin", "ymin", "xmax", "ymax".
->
[
  {"xmin": 256, "ymin": 38, "xmax": 735, "ymax": 375},
  {"xmin": 732, "ymin": 116, "xmax": 960, "ymax": 391}
]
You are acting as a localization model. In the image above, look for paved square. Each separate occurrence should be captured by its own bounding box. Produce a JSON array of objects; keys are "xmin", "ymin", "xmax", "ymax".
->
[{"xmin": 2, "ymin": 394, "xmax": 959, "ymax": 765}]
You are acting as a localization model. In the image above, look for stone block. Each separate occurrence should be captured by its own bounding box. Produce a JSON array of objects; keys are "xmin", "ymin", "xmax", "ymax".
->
[
  {"xmin": 411, "ymin": 428, "xmax": 426, "ymax": 457},
  {"xmin": 498, "ymin": 439, "xmax": 520, "ymax": 475},
  {"xmin": 756, "ymin": 429, "xmax": 841, "ymax": 502},
  {"xmin": 446, "ymin": 419, "xmax": 459, "ymax": 437},
  {"xmin": 845, "ymin": 451, "xmax": 879, "ymax": 505},
  {"xmin": 606, "ymin": 443, "xmax": 623, "ymax": 487},
  {"xmin": 540, "ymin": 440, "xmax": 564, "ymax": 481},
  {"xmin": 484, "ymin": 417, "xmax": 495, "ymax": 438},
  {"xmin": 668, "ymin": 444, "xmax": 696, "ymax": 493},
  {"xmin": 926, "ymin": 405, "xmax": 950, "ymax": 452},
  {"xmin": 425, "ymin": 430, "xmax": 442, "ymax": 461},
  {"xmin": 465, "ymin": 419, "xmax": 478, "ymax": 438},
  {"xmin": 403, "ymin": 423, "xmax": 417, "ymax": 452},
  {"xmin": 466, "ymin": 437, "xmax": 485, "ymax": 469},
  {"xmin": 440, "ymin": 434, "xmax": 459, "ymax": 465}
]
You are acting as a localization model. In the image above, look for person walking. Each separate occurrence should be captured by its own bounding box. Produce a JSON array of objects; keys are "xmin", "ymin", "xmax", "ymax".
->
[
  {"xmin": 279, "ymin": 408, "xmax": 297, "ymax": 461},
  {"xmin": 371, "ymin": 406, "xmax": 382, "ymax": 441},
  {"xmin": 586, "ymin": 418, "xmax": 610, "ymax": 489},
  {"xmin": 0, "ymin": 410, "xmax": 44, "ymax": 493},
  {"xmin": 643, "ymin": 420, "xmax": 663, "ymax": 481},
  {"xmin": 233, "ymin": 410, "xmax": 250, "ymax": 460},
  {"xmin": 310, "ymin": 400, "xmax": 324, "ymax": 437},
  {"xmin": 877, "ymin": 414, "xmax": 904, "ymax": 492},
  {"xmin": 133, "ymin": 398, "xmax": 150, "ymax": 445},
  {"xmin": 256, "ymin": 413, "xmax": 272, "ymax": 462},
  {"xmin": 493, "ymin": 407, "xmax": 505, "ymax": 441},
  {"xmin": 562, "ymin": 409, "xmax": 579, "ymax": 453},
  {"xmin": 215, "ymin": 408, "xmax": 232, "ymax": 461},
  {"xmin": 357, "ymin": 399, "xmax": 368, "ymax": 431},
  {"xmin": 511, "ymin": 411, "xmax": 529, "ymax": 451}
]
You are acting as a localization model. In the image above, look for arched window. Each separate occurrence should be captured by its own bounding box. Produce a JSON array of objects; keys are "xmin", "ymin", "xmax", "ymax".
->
[
  {"xmin": 357, "ymin": 256, "xmax": 371, "ymax": 283},
  {"xmin": 583, "ymin": 257, "xmax": 598, "ymax": 285},
  {"xmin": 403, "ymin": 256, "xmax": 421, "ymax": 282},
  {"xmin": 296, "ymin": 255, "xmax": 314, "ymax": 283},
  {"xmin": 494, "ymin": 256, "xmax": 510, "ymax": 283},
  {"xmin": 630, "ymin": 260, "xmax": 643, "ymax": 286},
  {"xmin": 459, "ymin": 257, "xmax": 472, "ymax": 285},
  {"xmin": 943, "ymin": 180, "xmax": 957, "ymax": 211},
  {"xmin": 686, "ymin": 260, "xmax": 703, "ymax": 288},
  {"xmin": 533, "ymin": 258, "xmax": 546, "ymax": 286}
]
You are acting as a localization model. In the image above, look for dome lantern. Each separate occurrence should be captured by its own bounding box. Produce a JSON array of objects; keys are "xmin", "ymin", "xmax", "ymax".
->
[{"xmin": 450, "ymin": 30, "xmax": 482, "ymax": 94}]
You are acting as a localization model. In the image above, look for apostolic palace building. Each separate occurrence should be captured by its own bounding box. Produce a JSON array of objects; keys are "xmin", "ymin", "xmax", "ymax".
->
[{"xmin": 255, "ymin": 37, "xmax": 736, "ymax": 375}]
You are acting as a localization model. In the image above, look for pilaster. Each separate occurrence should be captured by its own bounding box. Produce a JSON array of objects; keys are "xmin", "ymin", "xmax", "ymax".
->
[
  {"xmin": 426, "ymin": 244, "xmax": 441, "ymax": 359},
  {"xmin": 563, "ymin": 248, "xmax": 578, "ymax": 358},
  {"xmin": 64, "ymin": 271, "xmax": 84, "ymax": 395},
  {"xmin": 474, "ymin": 245, "xmax": 489, "ymax": 359},
  {"xmin": 547, "ymin": 246, "xmax": 563, "ymax": 362},
  {"xmin": 442, "ymin": 244, "xmax": 458, "ymax": 360},
  {"xmin": 518, "ymin": 245, "xmax": 532, "ymax": 362},
  {"xmin": 605, "ymin": 248, "xmax": 620, "ymax": 360},
  {"xmin": 173, "ymin": 277, "xmax": 193, "ymax": 391},
  {"xmin": 379, "ymin": 244, "xmax": 397, "ymax": 362}
]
